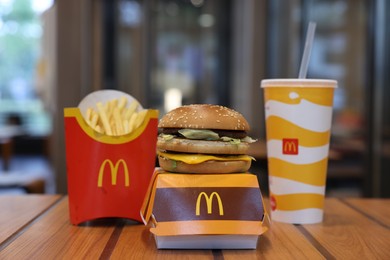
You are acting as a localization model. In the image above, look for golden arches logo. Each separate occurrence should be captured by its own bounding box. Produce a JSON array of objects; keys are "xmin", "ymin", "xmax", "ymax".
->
[
  {"xmin": 195, "ymin": 192, "xmax": 224, "ymax": 216},
  {"xmin": 283, "ymin": 138, "xmax": 299, "ymax": 155},
  {"xmin": 97, "ymin": 159, "xmax": 130, "ymax": 187}
]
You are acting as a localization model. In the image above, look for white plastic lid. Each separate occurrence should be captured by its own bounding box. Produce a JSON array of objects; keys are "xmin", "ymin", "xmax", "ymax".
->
[{"xmin": 261, "ymin": 79, "xmax": 337, "ymax": 88}]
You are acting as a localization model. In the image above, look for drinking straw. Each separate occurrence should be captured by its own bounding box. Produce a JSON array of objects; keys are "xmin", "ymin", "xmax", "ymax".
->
[{"xmin": 298, "ymin": 22, "xmax": 317, "ymax": 78}]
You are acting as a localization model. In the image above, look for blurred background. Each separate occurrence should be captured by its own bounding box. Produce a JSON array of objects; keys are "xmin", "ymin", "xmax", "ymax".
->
[{"xmin": 0, "ymin": 0, "xmax": 389, "ymax": 197}]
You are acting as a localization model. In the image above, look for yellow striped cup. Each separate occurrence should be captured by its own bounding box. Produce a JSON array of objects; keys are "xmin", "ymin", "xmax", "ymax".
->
[{"xmin": 261, "ymin": 79, "xmax": 337, "ymax": 224}]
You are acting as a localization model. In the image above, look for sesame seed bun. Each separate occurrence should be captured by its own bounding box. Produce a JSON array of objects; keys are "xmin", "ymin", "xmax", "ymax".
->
[{"xmin": 158, "ymin": 104, "xmax": 250, "ymax": 131}]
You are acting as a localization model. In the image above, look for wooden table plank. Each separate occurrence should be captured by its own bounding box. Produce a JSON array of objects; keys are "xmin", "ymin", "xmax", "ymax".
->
[
  {"xmin": 0, "ymin": 195, "xmax": 61, "ymax": 245},
  {"xmin": 344, "ymin": 198, "xmax": 390, "ymax": 228},
  {"xmin": 0, "ymin": 197, "xmax": 117, "ymax": 259},
  {"xmin": 1, "ymin": 196, "xmax": 390, "ymax": 259},
  {"xmin": 302, "ymin": 198, "xmax": 390, "ymax": 259}
]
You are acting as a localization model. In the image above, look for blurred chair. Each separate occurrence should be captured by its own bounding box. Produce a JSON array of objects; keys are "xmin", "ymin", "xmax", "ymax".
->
[
  {"xmin": 0, "ymin": 173, "xmax": 46, "ymax": 194},
  {"xmin": 23, "ymin": 178, "xmax": 46, "ymax": 193}
]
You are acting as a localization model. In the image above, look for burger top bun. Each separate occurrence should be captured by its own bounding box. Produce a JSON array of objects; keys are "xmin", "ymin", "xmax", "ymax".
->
[{"xmin": 158, "ymin": 104, "xmax": 250, "ymax": 131}]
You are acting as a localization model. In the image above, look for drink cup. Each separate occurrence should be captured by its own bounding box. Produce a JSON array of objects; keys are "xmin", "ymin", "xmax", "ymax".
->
[{"xmin": 260, "ymin": 79, "xmax": 337, "ymax": 224}]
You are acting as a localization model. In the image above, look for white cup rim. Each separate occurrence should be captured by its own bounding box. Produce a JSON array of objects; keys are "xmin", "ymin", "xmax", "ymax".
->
[{"xmin": 261, "ymin": 78, "xmax": 337, "ymax": 88}]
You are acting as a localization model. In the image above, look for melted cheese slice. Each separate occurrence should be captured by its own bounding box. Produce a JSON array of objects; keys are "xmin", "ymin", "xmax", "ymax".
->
[{"xmin": 158, "ymin": 151, "xmax": 254, "ymax": 164}]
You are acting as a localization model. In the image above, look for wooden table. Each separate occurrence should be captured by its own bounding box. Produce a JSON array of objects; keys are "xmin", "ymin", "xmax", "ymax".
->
[{"xmin": 0, "ymin": 195, "xmax": 389, "ymax": 259}]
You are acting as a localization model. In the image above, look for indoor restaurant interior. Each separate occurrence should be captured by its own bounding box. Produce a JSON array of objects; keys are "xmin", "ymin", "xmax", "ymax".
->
[
  {"xmin": 1, "ymin": 0, "xmax": 390, "ymax": 258},
  {"xmin": 0, "ymin": 0, "xmax": 389, "ymax": 198}
]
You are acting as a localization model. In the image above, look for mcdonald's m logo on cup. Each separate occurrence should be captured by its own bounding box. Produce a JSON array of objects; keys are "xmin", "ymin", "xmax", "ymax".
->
[
  {"xmin": 195, "ymin": 192, "xmax": 224, "ymax": 216},
  {"xmin": 97, "ymin": 159, "xmax": 130, "ymax": 187},
  {"xmin": 283, "ymin": 138, "xmax": 299, "ymax": 155}
]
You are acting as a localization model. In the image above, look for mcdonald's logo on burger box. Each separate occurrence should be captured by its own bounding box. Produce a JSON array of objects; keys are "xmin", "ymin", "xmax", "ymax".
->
[
  {"xmin": 195, "ymin": 192, "xmax": 224, "ymax": 216},
  {"xmin": 64, "ymin": 90, "xmax": 159, "ymax": 225}
]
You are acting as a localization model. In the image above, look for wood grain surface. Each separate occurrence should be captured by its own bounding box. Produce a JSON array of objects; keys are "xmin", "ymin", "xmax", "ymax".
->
[
  {"xmin": 0, "ymin": 196, "xmax": 389, "ymax": 259},
  {"xmin": 0, "ymin": 195, "xmax": 61, "ymax": 245}
]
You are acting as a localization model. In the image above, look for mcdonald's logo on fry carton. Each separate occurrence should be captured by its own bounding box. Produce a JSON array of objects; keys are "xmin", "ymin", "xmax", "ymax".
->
[
  {"xmin": 98, "ymin": 159, "xmax": 130, "ymax": 187},
  {"xmin": 195, "ymin": 192, "xmax": 224, "ymax": 216},
  {"xmin": 283, "ymin": 138, "xmax": 299, "ymax": 155},
  {"xmin": 64, "ymin": 91, "xmax": 158, "ymax": 225}
]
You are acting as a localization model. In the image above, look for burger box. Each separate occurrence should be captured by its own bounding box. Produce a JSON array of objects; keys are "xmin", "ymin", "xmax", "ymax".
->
[
  {"xmin": 141, "ymin": 168, "xmax": 269, "ymax": 249},
  {"xmin": 64, "ymin": 90, "xmax": 159, "ymax": 225}
]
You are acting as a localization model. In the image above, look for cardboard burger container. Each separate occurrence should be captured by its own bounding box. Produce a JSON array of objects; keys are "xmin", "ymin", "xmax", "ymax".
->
[
  {"xmin": 141, "ymin": 168, "xmax": 269, "ymax": 249},
  {"xmin": 64, "ymin": 90, "xmax": 159, "ymax": 225}
]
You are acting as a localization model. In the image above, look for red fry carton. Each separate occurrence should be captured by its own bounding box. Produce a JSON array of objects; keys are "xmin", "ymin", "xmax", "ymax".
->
[
  {"xmin": 141, "ymin": 168, "xmax": 269, "ymax": 249},
  {"xmin": 64, "ymin": 96, "xmax": 158, "ymax": 225}
]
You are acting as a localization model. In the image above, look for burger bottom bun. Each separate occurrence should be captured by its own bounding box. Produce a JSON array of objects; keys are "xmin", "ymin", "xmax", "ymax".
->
[
  {"xmin": 158, "ymin": 155, "xmax": 251, "ymax": 174},
  {"xmin": 157, "ymin": 137, "xmax": 249, "ymax": 155}
]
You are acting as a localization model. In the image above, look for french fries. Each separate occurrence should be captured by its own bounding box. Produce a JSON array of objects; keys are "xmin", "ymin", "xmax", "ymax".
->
[{"xmin": 84, "ymin": 97, "xmax": 147, "ymax": 136}]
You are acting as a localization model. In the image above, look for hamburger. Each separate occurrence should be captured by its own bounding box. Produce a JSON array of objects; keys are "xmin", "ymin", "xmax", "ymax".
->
[{"xmin": 157, "ymin": 104, "xmax": 256, "ymax": 174}]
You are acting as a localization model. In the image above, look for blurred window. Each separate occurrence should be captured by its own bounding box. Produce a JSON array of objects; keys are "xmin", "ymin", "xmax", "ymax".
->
[
  {"xmin": 0, "ymin": 0, "xmax": 52, "ymax": 136},
  {"xmin": 112, "ymin": 0, "xmax": 231, "ymax": 114}
]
